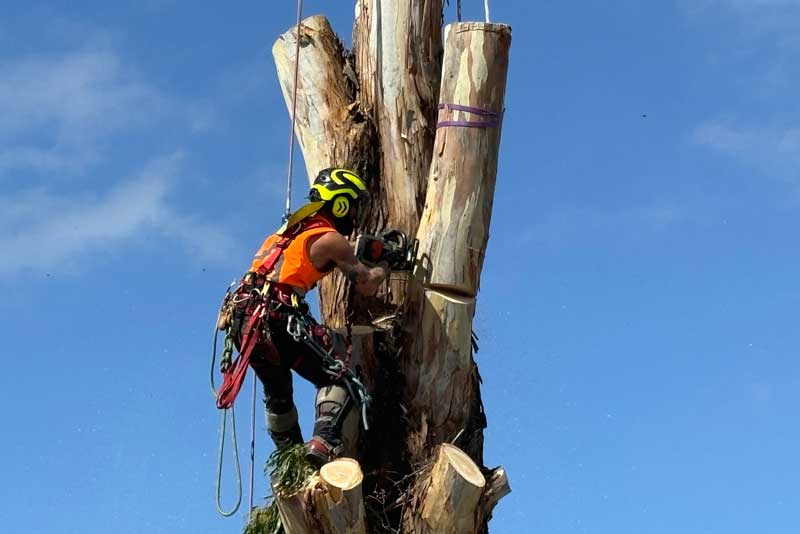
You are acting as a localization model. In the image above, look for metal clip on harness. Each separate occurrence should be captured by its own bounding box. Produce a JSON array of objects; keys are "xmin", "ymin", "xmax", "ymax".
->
[{"xmin": 286, "ymin": 315, "xmax": 372, "ymax": 430}]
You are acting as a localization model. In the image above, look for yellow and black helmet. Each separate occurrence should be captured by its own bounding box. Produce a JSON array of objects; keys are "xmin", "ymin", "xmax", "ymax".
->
[{"xmin": 309, "ymin": 167, "xmax": 368, "ymax": 218}]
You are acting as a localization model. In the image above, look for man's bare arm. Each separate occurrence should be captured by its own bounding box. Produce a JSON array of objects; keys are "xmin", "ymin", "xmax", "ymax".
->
[{"xmin": 309, "ymin": 232, "xmax": 387, "ymax": 295}]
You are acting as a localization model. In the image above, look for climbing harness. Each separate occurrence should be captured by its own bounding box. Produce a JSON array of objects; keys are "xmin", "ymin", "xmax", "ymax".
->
[
  {"xmin": 286, "ymin": 313, "xmax": 372, "ymax": 430},
  {"xmin": 210, "ymin": 217, "xmax": 368, "ymax": 517},
  {"xmin": 214, "ymin": 218, "xmax": 329, "ymax": 411}
]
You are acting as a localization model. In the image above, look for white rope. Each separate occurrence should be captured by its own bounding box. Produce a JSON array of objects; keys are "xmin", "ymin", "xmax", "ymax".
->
[{"xmin": 284, "ymin": 0, "xmax": 304, "ymax": 222}]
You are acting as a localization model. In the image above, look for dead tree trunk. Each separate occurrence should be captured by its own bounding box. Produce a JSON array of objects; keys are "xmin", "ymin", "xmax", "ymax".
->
[{"xmin": 270, "ymin": 5, "xmax": 512, "ymax": 533}]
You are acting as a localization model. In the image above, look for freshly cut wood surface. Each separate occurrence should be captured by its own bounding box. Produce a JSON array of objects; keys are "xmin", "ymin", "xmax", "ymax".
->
[
  {"xmin": 314, "ymin": 459, "xmax": 367, "ymax": 534},
  {"xmin": 274, "ymin": 460, "xmax": 367, "ymax": 534},
  {"xmin": 320, "ymin": 458, "xmax": 364, "ymax": 493},
  {"xmin": 419, "ymin": 444, "xmax": 486, "ymax": 534}
]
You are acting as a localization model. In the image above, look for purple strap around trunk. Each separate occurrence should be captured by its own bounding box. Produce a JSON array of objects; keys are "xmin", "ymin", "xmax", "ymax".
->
[{"xmin": 436, "ymin": 103, "xmax": 504, "ymax": 129}]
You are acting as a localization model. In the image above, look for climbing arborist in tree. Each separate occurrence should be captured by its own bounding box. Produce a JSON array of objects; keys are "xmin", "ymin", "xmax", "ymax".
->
[{"xmin": 215, "ymin": 167, "xmax": 389, "ymax": 467}]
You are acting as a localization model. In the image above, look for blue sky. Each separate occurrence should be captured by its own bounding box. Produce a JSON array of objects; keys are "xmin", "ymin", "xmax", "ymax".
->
[{"xmin": 1, "ymin": 1, "xmax": 799, "ymax": 533}]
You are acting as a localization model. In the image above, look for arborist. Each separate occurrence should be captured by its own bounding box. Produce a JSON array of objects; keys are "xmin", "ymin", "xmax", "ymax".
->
[{"xmin": 215, "ymin": 167, "xmax": 392, "ymax": 467}]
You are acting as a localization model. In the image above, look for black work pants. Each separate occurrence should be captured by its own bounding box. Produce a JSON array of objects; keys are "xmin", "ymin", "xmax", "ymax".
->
[{"xmin": 232, "ymin": 309, "xmax": 348, "ymax": 447}]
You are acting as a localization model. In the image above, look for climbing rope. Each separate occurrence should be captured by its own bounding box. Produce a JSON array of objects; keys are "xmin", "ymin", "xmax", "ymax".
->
[
  {"xmin": 210, "ymin": 299, "xmax": 243, "ymax": 517},
  {"xmin": 455, "ymin": 0, "xmax": 489, "ymax": 22},
  {"xmin": 210, "ymin": 0, "xmax": 306, "ymax": 516},
  {"xmin": 215, "ymin": 406, "xmax": 242, "ymax": 516},
  {"xmin": 283, "ymin": 0, "xmax": 304, "ymax": 222},
  {"xmin": 248, "ymin": 373, "xmax": 257, "ymax": 514}
]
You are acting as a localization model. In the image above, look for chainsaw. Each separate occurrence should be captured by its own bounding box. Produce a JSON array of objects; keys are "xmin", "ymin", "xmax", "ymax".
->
[{"xmin": 355, "ymin": 229, "xmax": 418, "ymax": 271}]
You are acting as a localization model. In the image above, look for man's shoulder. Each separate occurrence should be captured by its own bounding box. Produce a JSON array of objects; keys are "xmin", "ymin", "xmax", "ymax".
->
[{"xmin": 310, "ymin": 229, "xmax": 347, "ymax": 249}]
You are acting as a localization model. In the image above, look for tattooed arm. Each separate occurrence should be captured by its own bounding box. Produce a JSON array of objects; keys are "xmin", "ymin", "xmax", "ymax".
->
[{"xmin": 309, "ymin": 231, "xmax": 388, "ymax": 296}]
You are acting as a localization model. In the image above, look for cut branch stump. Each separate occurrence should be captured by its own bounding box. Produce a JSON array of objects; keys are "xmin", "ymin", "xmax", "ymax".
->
[
  {"xmin": 274, "ymin": 458, "xmax": 367, "ymax": 534},
  {"xmin": 418, "ymin": 444, "xmax": 486, "ymax": 534}
]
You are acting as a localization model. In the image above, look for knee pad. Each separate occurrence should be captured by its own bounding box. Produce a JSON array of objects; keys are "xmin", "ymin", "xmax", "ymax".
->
[
  {"xmin": 314, "ymin": 385, "xmax": 359, "ymax": 456},
  {"xmin": 315, "ymin": 385, "xmax": 349, "ymax": 423}
]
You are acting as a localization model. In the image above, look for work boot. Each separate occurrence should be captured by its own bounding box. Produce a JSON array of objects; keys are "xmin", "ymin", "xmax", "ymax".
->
[{"xmin": 304, "ymin": 436, "xmax": 335, "ymax": 468}]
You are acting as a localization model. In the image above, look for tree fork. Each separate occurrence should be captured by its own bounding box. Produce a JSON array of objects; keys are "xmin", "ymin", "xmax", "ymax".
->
[{"xmin": 270, "ymin": 7, "xmax": 513, "ymax": 533}]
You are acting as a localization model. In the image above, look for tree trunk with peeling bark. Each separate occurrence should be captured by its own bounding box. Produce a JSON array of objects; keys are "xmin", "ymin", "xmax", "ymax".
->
[{"xmin": 270, "ymin": 4, "xmax": 511, "ymax": 532}]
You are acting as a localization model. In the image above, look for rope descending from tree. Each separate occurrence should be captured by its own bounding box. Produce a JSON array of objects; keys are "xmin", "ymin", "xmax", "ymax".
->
[
  {"xmin": 215, "ymin": 405, "xmax": 243, "ymax": 516},
  {"xmin": 248, "ymin": 373, "xmax": 257, "ymax": 514},
  {"xmin": 283, "ymin": 0, "xmax": 304, "ymax": 222},
  {"xmin": 453, "ymin": 0, "xmax": 489, "ymax": 22},
  {"xmin": 210, "ymin": 288, "xmax": 243, "ymax": 517}
]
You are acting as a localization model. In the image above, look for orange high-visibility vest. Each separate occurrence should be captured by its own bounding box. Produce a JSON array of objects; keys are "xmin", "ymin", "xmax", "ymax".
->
[{"xmin": 249, "ymin": 216, "xmax": 337, "ymax": 294}]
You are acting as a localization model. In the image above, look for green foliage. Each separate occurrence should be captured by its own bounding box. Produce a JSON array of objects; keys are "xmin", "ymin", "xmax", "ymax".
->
[
  {"xmin": 243, "ymin": 501, "xmax": 283, "ymax": 534},
  {"xmin": 266, "ymin": 444, "xmax": 316, "ymax": 497},
  {"xmin": 242, "ymin": 445, "xmax": 315, "ymax": 534}
]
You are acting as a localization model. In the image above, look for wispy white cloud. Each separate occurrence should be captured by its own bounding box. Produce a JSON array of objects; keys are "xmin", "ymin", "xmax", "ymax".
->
[
  {"xmin": 0, "ymin": 49, "xmax": 166, "ymax": 174},
  {"xmin": 0, "ymin": 153, "xmax": 232, "ymax": 279},
  {"xmin": 684, "ymin": 0, "xmax": 800, "ymax": 191},
  {"xmin": 692, "ymin": 121, "xmax": 800, "ymax": 183},
  {"xmin": 685, "ymin": 0, "xmax": 800, "ymax": 51},
  {"xmin": 0, "ymin": 47, "xmax": 216, "ymax": 175}
]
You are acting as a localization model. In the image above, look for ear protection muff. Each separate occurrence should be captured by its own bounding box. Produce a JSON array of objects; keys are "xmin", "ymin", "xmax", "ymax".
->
[{"xmin": 331, "ymin": 195, "xmax": 351, "ymax": 218}]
